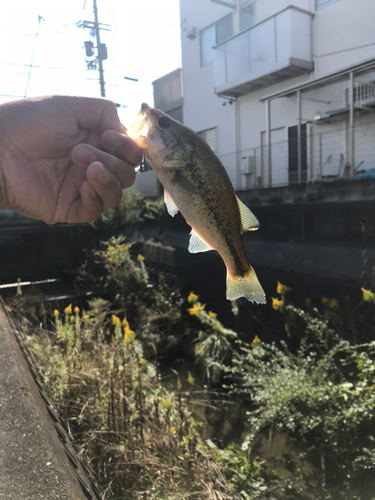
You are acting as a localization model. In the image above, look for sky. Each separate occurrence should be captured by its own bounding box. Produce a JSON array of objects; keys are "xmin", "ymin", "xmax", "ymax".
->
[{"xmin": 0, "ymin": 0, "xmax": 181, "ymax": 124}]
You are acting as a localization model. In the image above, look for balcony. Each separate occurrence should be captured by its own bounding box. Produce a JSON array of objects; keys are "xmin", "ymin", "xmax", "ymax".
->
[{"xmin": 213, "ymin": 5, "xmax": 314, "ymax": 98}]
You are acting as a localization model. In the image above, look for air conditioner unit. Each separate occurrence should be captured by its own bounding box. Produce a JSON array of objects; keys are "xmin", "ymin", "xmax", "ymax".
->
[{"xmin": 241, "ymin": 156, "xmax": 255, "ymax": 175}]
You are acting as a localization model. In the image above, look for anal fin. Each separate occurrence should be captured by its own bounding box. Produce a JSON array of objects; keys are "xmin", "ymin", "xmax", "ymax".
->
[
  {"xmin": 188, "ymin": 229, "xmax": 213, "ymax": 253},
  {"xmin": 236, "ymin": 197, "xmax": 260, "ymax": 232}
]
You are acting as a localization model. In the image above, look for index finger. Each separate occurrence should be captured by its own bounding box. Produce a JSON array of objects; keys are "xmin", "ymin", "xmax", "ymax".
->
[
  {"xmin": 101, "ymin": 130, "xmax": 142, "ymax": 167},
  {"xmin": 63, "ymin": 96, "xmax": 123, "ymax": 134}
]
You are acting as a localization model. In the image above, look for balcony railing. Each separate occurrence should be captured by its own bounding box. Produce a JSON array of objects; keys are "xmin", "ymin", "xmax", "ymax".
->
[{"xmin": 213, "ymin": 5, "xmax": 314, "ymax": 98}]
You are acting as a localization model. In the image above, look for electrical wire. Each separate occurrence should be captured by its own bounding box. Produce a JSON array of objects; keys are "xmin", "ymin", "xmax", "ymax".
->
[
  {"xmin": 24, "ymin": 25, "xmax": 40, "ymax": 98},
  {"xmin": 314, "ymin": 42, "xmax": 375, "ymax": 58}
]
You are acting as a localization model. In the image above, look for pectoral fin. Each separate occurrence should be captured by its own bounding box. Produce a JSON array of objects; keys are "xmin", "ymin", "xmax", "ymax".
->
[
  {"xmin": 174, "ymin": 170, "xmax": 197, "ymax": 194},
  {"xmin": 164, "ymin": 190, "xmax": 179, "ymax": 217},
  {"xmin": 236, "ymin": 197, "xmax": 259, "ymax": 232},
  {"xmin": 188, "ymin": 229, "xmax": 213, "ymax": 253}
]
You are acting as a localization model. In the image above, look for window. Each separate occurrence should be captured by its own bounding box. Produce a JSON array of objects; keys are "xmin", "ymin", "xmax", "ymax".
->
[
  {"xmin": 216, "ymin": 14, "xmax": 233, "ymax": 44},
  {"xmin": 200, "ymin": 15, "xmax": 233, "ymax": 66},
  {"xmin": 197, "ymin": 127, "xmax": 217, "ymax": 153},
  {"xmin": 200, "ymin": 23, "xmax": 216, "ymax": 66},
  {"xmin": 316, "ymin": 0, "xmax": 336, "ymax": 9},
  {"xmin": 240, "ymin": 0, "xmax": 255, "ymax": 31}
]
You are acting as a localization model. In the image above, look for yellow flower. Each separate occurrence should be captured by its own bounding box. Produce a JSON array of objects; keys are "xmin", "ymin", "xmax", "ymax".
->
[
  {"xmin": 83, "ymin": 313, "xmax": 90, "ymax": 320},
  {"xmin": 124, "ymin": 325, "xmax": 135, "ymax": 342},
  {"xmin": 252, "ymin": 335, "xmax": 261, "ymax": 346},
  {"xmin": 208, "ymin": 311, "xmax": 217, "ymax": 318},
  {"xmin": 74, "ymin": 306, "xmax": 80, "ymax": 315},
  {"xmin": 112, "ymin": 315, "xmax": 121, "ymax": 327},
  {"xmin": 272, "ymin": 297, "xmax": 283, "ymax": 311},
  {"xmin": 53, "ymin": 309, "xmax": 59, "ymax": 318},
  {"xmin": 140, "ymin": 357, "xmax": 148, "ymax": 366},
  {"xmin": 69, "ymin": 315, "xmax": 74, "ymax": 324},
  {"xmin": 158, "ymin": 396, "xmax": 174, "ymax": 409},
  {"xmin": 64, "ymin": 304, "xmax": 72, "ymax": 315},
  {"xmin": 329, "ymin": 299, "xmax": 339, "ymax": 309},
  {"xmin": 362, "ymin": 287, "xmax": 375, "ymax": 303},
  {"xmin": 187, "ymin": 371, "xmax": 195, "ymax": 385},
  {"xmin": 169, "ymin": 426, "xmax": 176, "ymax": 434},
  {"xmin": 188, "ymin": 291, "xmax": 199, "ymax": 303},
  {"xmin": 215, "ymin": 320, "xmax": 223, "ymax": 331},
  {"xmin": 137, "ymin": 254, "xmax": 145, "ymax": 262},
  {"xmin": 322, "ymin": 297, "xmax": 339, "ymax": 308},
  {"xmin": 188, "ymin": 303, "xmax": 206, "ymax": 315},
  {"xmin": 106, "ymin": 329, "xmax": 111, "ymax": 336},
  {"xmin": 276, "ymin": 281, "xmax": 292, "ymax": 295}
]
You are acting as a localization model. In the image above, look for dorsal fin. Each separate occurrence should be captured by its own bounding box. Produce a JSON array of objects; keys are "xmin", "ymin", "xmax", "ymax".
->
[
  {"xmin": 236, "ymin": 197, "xmax": 259, "ymax": 233},
  {"xmin": 188, "ymin": 229, "xmax": 213, "ymax": 253},
  {"xmin": 164, "ymin": 189, "xmax": 179, "ymax": 217}
]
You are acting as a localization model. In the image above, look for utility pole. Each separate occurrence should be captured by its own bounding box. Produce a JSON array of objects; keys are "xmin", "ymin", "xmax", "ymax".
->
[
  {"xmin": 93, "ymin": 0, "xmax": 105, "ymax": 97},
  {"xmin": 81, "ymin": 0, "xmax": 110, "ymax": 97}
]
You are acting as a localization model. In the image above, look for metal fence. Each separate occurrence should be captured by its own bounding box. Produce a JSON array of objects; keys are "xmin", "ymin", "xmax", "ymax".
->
[{"xmin": 219, "ymin": 121, "xmax": 375, "ymax": 190}]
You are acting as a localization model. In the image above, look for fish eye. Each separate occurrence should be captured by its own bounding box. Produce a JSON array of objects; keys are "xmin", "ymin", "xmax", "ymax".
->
[{"xmin": 158, "ymin": 116, "xmax": 171, "ymax": 128}]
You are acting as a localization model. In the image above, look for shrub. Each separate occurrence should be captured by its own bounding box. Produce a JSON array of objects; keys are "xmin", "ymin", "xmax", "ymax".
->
[{"xmin": 26, "ymin": 298, "xmax": 274, "ymax": 500}]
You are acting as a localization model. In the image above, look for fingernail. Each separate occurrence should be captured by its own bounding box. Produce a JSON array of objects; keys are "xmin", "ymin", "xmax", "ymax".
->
[{"xmin": 96, "ymin": 164, "xmax": 111, "ymax": 185}]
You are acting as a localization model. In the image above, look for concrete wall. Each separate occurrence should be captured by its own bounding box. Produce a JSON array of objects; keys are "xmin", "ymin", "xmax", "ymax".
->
[{"xmin": 238, "ymin": 178, "xmax": 375, "ymax": 242}]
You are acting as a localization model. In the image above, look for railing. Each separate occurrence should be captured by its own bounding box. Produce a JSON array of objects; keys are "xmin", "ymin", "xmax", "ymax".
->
[
  {"xmin": 213, "ymin": 5, "xmax": 314, "ymax": 97},
  {"xmin": 127, "ymin": 120, "xmax": 375, "ymax": 198},
  {"xmin": 354, "ymin": 80, "xmax": 375, "ymax": 108},
  {"xmin": 218, "ymin": 123, "xmax": 375, "ymax": 190}
]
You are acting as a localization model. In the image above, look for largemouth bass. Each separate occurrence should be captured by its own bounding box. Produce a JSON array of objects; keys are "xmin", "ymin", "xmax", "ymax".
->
[{"xmin": 130, "ymin": 104, "xmax": 266, "ymax": 304}]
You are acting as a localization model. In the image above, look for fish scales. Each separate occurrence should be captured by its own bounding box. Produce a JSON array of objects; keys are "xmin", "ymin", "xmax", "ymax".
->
[
  {"xmin": 130, "ymin": 104, "xmax": 266, "ymax": 304},
  {"xmin": 166, "ymin": 139, "xmax": 246, "ymax": 276}
]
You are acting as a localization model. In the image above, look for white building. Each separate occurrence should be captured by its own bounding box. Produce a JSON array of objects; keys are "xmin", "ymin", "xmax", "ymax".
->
[{"xmin": 138, "ymin": 0, "xmax": 375, "ymax": 196}]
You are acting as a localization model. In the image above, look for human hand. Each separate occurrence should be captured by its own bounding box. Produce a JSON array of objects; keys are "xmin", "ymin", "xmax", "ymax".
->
[{"xmin": 0, "ymin": 95, "xmax": 142, "ymax": 224}]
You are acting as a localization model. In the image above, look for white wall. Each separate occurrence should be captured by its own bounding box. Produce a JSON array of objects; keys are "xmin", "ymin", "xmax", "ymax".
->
[
  {"xmin": 180, "ymin": 0, "xmax": 236, "ymax": 157},
  {"xmin": 313, "ymin": 0, "xmax": 375, "ymax": 77},
  {"xmin": 179, "ymin": 0, "xmax": 375, "ymax": 188}
]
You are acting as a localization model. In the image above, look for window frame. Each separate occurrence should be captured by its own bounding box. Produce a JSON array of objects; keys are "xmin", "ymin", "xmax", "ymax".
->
[
  {"xmin": 316, "ymin": 0, "xmax": 337, "ymax": 10},
  {"xmin": 200, "ymin": 14, "xmax": 234, "ymax": 67},
  {"xmin": 200, "ymin": 23, "xmax": 216, "ymax": 67},
  {"xmin": 216, "ymin": 13, "xmax": 233, "ymax": 44},
  {"xmin": 197, "ymin": 127, "xmax": 217, "ymax": 153},
  {"xmin": 239, "ymin": 0, "xmax": 255, "ymax": 32}
]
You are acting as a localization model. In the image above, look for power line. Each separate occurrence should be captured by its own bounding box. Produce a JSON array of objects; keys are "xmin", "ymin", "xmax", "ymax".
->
[
  {"xmin": 0, "ymin": 93, "xmax": 26, "ymax": 99},
  {"xmin": 24, "ymin": 19, "xmax": 41, "ymax": 98}
]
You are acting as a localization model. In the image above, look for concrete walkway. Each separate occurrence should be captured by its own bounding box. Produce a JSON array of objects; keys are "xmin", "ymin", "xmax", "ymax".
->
[{"xmin": 0, "ymin": 300, "xmax": 100, "ymax": 500}]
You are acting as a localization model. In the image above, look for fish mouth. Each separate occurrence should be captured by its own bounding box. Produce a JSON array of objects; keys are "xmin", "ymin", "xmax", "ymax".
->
[
  {"xmin": 127, "ymin": 104, "xmax": 150, "ymax": 139},
  {"xmin": 141, "ymin": 102, "xmax": 151, "ymax": 116},
  {"xmin": 127, "ymin": 103, "xmax": 161, "ymax": 140}
]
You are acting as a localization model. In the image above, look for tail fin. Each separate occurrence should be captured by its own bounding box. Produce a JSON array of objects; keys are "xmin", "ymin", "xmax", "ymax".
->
[{"xmin": 227, "ymin": 267, "xmax": 266, "ymax": 304}]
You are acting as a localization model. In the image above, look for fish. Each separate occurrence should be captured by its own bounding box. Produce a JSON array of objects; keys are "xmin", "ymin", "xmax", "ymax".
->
[{"xmin": 129, "ymin": 103, "xmax": 266, "ymax": 304}]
